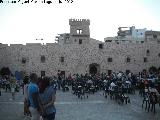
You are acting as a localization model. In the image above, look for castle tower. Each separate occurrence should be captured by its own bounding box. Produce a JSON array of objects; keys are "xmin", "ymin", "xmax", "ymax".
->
[{"xmin": 69, "ymin": 19, "xmax": 90, "ymax": 44}]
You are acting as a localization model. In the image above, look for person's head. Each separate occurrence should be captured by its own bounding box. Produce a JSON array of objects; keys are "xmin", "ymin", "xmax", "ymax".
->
[
  {"xmin": 42, "ymin": 77, "xmax": 50, "ymax": 88},
  {"xmin": 23, "ymin": 76, "xmax": 29, "ymax": 85},
  {"xmin": 30, "ymin": 73, "xmax": 38, "ymax": 83},
  {"xmin": 37, "ymin": 77, "xmax": 44, "ymax": 93},
  {"xmin": 39, "ymin": 77, "xmax": 50, "ymax": 93},
  {"xmin": 37, "ymin": 77, "xmax": 43, "ymax": 84}
]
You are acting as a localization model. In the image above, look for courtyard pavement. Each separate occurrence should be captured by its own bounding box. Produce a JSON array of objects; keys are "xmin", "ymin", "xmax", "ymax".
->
[{"xmin": 0, "ymin": 88, "xmax": 160, "ymax": 120}]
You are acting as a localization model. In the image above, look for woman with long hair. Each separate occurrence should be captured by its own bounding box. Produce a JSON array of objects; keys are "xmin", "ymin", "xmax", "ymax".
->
[{"xmin": 38, "ymin": 77, "xmax": 56, "ymax": 120}]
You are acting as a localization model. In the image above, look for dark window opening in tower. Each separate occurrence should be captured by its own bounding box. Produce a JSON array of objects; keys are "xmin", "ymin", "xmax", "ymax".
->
[
  {"xmin": 79, "ymin": 39, "xmax": 82, "ymax": 44},
  {"xmin": 144, "ymin": 57, "xmax": 147, "ymax": 62},
  {"xmin": 77, "ymin": 29, "xmax": 82, "ymax": 34},
  {"xmin": 108, "ymin": 58, "xmax": 113, "ymax": 62},
  {"xmin": 146, "ymin": 49, "xmax": 150, "ymax": 56},
  {"xmin": 126, "ymin": 57, "xmax": 131, "ymax": 62},
  {"xmin": 153, "ymin": 34, "xmax": 157, "ymax": 39},
  {"xmin": 60, "ymin": 57, "xmax": 64, "ymax": 63},
  {"xmin": 22, "ymin": 58, "xmax": 26, "ymax": 64},
  {"xmin": 41, "ymin": 55, "xmax": 45, "ymax": 63},
  {"xmin": 99, "ymin": 44, "xmax": 103, "ymax": 49}
]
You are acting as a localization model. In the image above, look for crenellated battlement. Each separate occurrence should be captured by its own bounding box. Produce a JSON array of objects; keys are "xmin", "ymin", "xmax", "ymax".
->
[
  {"xmin": 69, "ymin": 19, "xmax": 90, "ymax": 22},
  {"xmin": 69, "ymin": 19, "xmax": 90, "ymax": 26}
]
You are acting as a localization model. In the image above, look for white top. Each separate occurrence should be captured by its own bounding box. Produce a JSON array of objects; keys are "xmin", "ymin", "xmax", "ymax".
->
[
  {"xmin": 109, "ymin": 82, "xmax": 116, "ymax": 91},
  {"xmin": 117, "ymin": 73, "xmax": 122, "ymax": 79},
  {"xmin": 149, "ymin": 88, "xmax": 160, "ymax": 96},
  {"xmin": 103, "ymin": 80, "xmax": 107, "ymax": 83},
  {"xmin": 126, "ymin": 80, "xmax": 131, "ymax": 84},
  {"xmin": 88, "ymin": 80, "xmax": 93, "ymax": 84},
  {"xmin": 110, "ymin": 82, "xmax": 116, "ymax": 87}
]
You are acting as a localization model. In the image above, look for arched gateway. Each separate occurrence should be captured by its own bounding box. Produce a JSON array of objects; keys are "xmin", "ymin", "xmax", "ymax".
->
[{"xmin": 89, "ymin": 63, "xmax": 100, "ymax": 75}]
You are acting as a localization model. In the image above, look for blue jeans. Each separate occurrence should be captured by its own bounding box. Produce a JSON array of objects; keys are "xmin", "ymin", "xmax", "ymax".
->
[{"xmin": 46, "ymin": 113, "xmax": 55, "ymax": 120}]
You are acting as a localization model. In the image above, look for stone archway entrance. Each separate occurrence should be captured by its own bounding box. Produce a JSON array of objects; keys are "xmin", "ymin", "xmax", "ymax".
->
[{"xmin": 89, "ymin": 63, "xmax": 100, "ymax": 75}]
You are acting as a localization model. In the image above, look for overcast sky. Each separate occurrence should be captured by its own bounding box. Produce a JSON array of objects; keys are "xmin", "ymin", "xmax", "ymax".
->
[{"xmin": 0, "ymin": 0, "xmax": 160, "ymax": 44}]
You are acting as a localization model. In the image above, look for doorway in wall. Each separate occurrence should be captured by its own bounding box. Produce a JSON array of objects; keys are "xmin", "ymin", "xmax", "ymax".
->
[{"xmin": 89, "ymin": 63, "xmax": 100, "ymax": 75}]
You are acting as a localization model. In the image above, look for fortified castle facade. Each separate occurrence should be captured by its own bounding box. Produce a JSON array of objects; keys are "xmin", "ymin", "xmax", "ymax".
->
[{"xmin": 0, "ymin": 19, "xmax": 160, "ymax": 77}]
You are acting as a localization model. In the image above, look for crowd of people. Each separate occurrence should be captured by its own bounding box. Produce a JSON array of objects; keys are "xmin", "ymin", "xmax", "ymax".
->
[
  {"xmin": 0, "ymin": 75, "xmax": 20, "ymax": 100},
  {"xmin": 54, "ymin": 71, "xmax": 160, "ymax": 110},
  {"xmin": 0, "ymin": 70, "xmax": 160, "ymax": 119},
  {"xmin": 0, "ymin": 74, "xmax": 56, "ymax": 120}
]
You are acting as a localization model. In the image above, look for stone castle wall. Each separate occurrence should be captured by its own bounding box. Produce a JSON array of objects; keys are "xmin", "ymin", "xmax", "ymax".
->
[{"xmin": 0, "ymin": 39, "xmax": 160, "ymax": 77}]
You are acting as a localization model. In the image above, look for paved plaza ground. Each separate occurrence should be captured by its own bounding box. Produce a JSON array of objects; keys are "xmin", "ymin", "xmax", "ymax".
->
[{"xmin": 0, "ymin": 88, "xmax": 160, "ymax": 120}]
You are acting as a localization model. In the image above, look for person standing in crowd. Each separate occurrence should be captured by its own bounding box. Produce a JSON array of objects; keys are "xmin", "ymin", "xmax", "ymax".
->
[
  {"xmin": 0, "ymin": 76, "xmax": 3, "ymax": 96},
  {"xmin": 23, "ymin": 76, "xmax": 31, "ymax": 117},
  {"xmin": 51, "ymin": 76, "xmax": 58, "ymax": 93},
  {"xmin": 39, "ymin": 77, "xmax": 56, "ymax": 120},
  {"xmin": 0, "ymin": 79, "xmax": 2, "ymax": 96},
  {"xmin": 5, "ymin": 77, "xmax": 10, "ymax": 92},
  {"xmin": 28, "ymin": 73, "xmax": 40, "ymax": 120},
  {"xmin": 57, "ymin": 70, "xmax": 62, "ymax": 90},
  {"xmin": 10, "ymin": 77, "xmax": 16, "ymax": 100}
]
